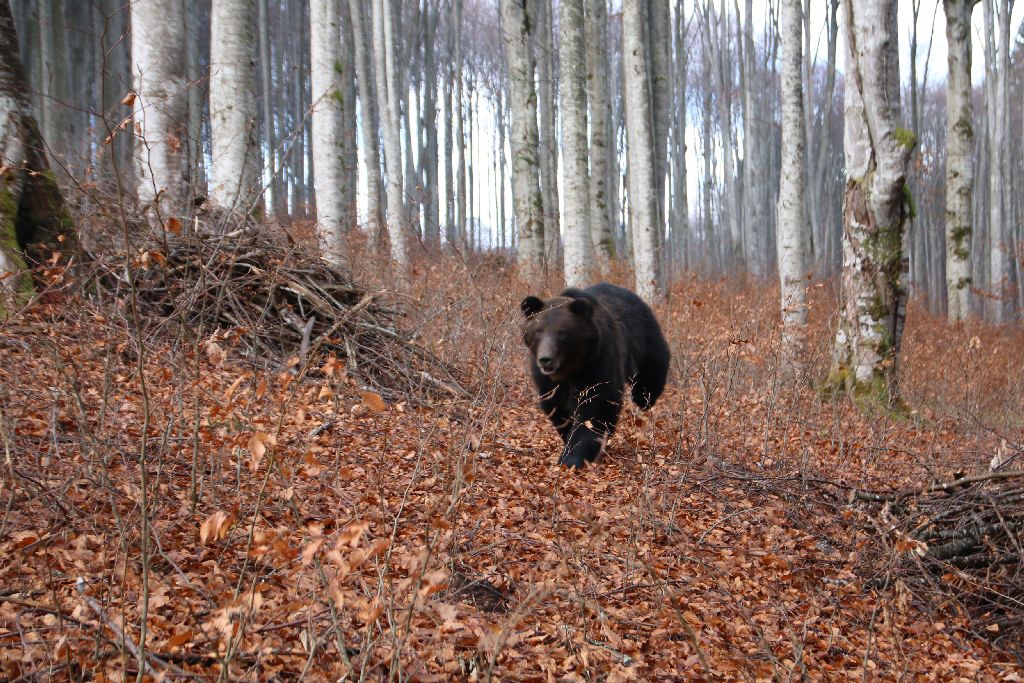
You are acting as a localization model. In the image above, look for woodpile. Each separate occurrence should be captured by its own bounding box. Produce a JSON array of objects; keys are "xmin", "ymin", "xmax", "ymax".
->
[{"xmin": 98, "ymin": 229, "xmax": 465, "ymax": 402}]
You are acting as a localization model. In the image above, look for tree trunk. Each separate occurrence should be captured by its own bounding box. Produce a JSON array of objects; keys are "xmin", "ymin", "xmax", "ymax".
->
[
  {"xmin": 348, "ymin": 0, "xmax": 383, "ymax": 244},
  {"xmin": 340, "ymin": 0, "xmax": 358, "ymax": 232},
  {"xmin": 500, "ymin": 0, "xmax": 545, "ymax": 279},
  {"xmin": 622, "ymin": 0, "xmax": 662, "ymax": 301},
  {"xmin": 983, "ymin": 0, "xmax": 1010, "ymax": 322},
  {"xmin": 454, "ymin": 0, "xmax": 467, "ymax": 244},
  {"xmin": 0, "ymin": 0, "xmax": 72, "ymax": 310},
  {"xmin": 943, "ymin": 0, "xmax": 978, "ymax": 322},
  {"xmin": 309, "ymin": 0, "xmax": 348, "ymax": 263},
  {"xmin": 777, "ymin": 0, "xmax": 808, "ymax": 364},
  {"xmin": 184, "ymin": 0, "xmax": 207, "ymax": 196},
  {"xmin": 585, "ymin": 0, "xmax": 614, "ymax": 260},
  {"xmin": 131, "ymin": 0, "xmax": 189, "ymax": 223},
  {"xmin": 559, "ymin": 0, "xmax": 592, "ymax": 287},
  {"xmin": 374, "ymin": 0, "xmax": 408, "ymax": 267},
  {"xmin": 257, "ymin": 0, "xmax": 282, "ymax": 216},
  {"xmin": 421, "ymin": 0, "xmax": 440, "ymax": 247},
  {"xmin": 210, "ymin": 0, "xmax": 259, "ymax": 214},
  {"xmin": 648, "ymin": 0, "xmax": 670, "ymax": 268},
  {"xmin": 532, "ymin": 0, "xmax": 559, "ymax": 265},
  {"xmin": 670, "ymin": 0, "xmax": 689, "ymax": 272},
  {"xmin": 830, "ymin": 0, "xmax": 915, "ymax": 404}
]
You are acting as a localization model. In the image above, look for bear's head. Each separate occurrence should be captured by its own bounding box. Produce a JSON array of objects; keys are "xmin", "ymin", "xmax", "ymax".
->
[{"xmin": 520, "ymin": 294, "xmax": 599, "ymax": 381}]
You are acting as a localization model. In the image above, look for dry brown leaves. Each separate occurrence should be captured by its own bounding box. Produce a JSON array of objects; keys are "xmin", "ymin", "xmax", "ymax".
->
[{"xmin": 1, "ymin": 261, "xmax": 1022, "ymax": 681}]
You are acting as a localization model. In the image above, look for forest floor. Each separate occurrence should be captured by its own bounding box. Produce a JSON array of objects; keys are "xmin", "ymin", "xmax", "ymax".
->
[{"xmin": 2, "ymin": 242, "xmax": 1024, "ymax": 681}]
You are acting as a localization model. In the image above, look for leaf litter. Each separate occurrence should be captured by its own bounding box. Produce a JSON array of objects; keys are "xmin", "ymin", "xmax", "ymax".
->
[{"xmin": 1, "ymin": 251, "xmax": 1023, "ymax": 680}]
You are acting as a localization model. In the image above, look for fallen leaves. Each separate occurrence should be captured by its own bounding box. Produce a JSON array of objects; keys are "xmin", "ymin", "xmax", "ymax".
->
[
  {"xmin": 3, "ymin": 271, "xmax": 1023, "ymax": 682},
  {"xmin": 199, "ymin": 510, "xmax": 235, "ymax": 545}
]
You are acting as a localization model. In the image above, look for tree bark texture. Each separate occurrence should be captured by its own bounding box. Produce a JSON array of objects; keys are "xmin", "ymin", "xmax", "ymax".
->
[
  {"xmin": 349, "ymin": 0, "xmax": 383, "ymax": 243},
  {"xmin": 831, "ymin": 0, "xmax": 915, "ymax": 400},
  {"xmin": 943, "ymin": 0, "xmax": 978, "ymax": 322},
  {"xmin": 500, "ymin": 0, "xmax": 544, "ymax": 279},
  {"xmin": 777, "ymin": 0, "xmax": 808, "ymax": 363},
  {"xmin": 374, "ymin": 0, "xmax": 408, "ymax": 267},
  {"xmin": 559, "ymin": 0, "xmax": 592, "ymax": 287},
  {"xmin": 622, "ymin": 0, "xmax": 662, "ymax": 302},
  {"xmin": 0, "ymin": 0, "xmax": 71, "ymax": 308},
  {"xmin": 585, "ymin": 0, "xmax": 614, "ymax": 260},
  {"xmin": 310, "ymin": 0, "xmax": 348, "ymax": 263},
  {"xmin": 210, "ymin": 0, "xmax": 259, "ymax": 213},
  {"xmin": 131, "ymin": 0, "xmax": 189, "ymax": 222}
]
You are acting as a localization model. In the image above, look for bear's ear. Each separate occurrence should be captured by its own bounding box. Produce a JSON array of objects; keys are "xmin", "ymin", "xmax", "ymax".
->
[
  {"xmin": 521, "ymin": 296, "xmax": 544, "ymax": 317},
  {"xmin": 569, "ymin": 298, "xmax": 593, "ymax": 318}
]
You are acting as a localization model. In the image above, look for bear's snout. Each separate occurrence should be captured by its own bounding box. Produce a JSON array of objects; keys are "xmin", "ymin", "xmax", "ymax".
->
[{"xmin": 537, "ymin": 356, "xmax": 557, "ymax": 374}]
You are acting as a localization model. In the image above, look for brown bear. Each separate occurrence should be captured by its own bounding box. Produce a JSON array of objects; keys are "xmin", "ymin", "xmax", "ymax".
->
[{"xmin": 520, "ymin": 283, "xmax": 670, "ymax": 468}]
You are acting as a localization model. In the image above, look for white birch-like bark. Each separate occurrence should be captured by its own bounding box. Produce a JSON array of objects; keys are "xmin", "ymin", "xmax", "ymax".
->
[
  {"xmin": 533, "ymin": 0, "xmax": 559, "ymax": 262},
  {"xmin": 983, "ymin": 0, "xmax": 1010, "ymax": 322},
  {"xmin": 373, "ymin": 0, "xmax": 408, "ymax": 267},
  {"xmin": 454, "ymin": 0, "xmax": 467, "ymax": 243},
  {"xmin": 309, "ymin": 0, "xmax": 347, "ymax": 263},
  {"xmin": 500, "ymin": 0, "xmax": 545, "ymax": 279},
  {"xmin": 670, "ymin": 1, "xmax": 690, "ymax": 271},
  {"xmin": 648, "ymin": 0, "xmax": 671, "ymax": 263},
  {"xmin": 559, "ymin": 0, "xmax": 592, "ymax": 287},
  {"xmin": 943, "ymin": 0, "xmax": 978, "ymax": 322},
  {"xmin": 622, "ymin": 0, "xmax": 662, "ymax": 302},
  {"xmin": 257, "ymin": 0, "xmax": 282, "ymax": 216},
  {"xmin": 339, "ymin": 1, "xmax": 358, "ymax": 230},
  {"xmin": 421, "ymin": 2, "xmax": 440, "ymax": 246},
  {"xmin": 832, "ymin": 0, "xmax": 915, "ymax": 397},
  {"xmin": 585, "ymin": 0, "xmax": 614, "ymax": 259},
  {"xmin": 777, "ymin": 0, "xmax": 808, "ymax": 363},
  {"xmin": 131, "ymin": 0, "xmax": 188, "ymax": 222},
  {"xmin": 348, "ymin": 0, "xmax": 383, "ymax": 242},
  {"xmin": 209, "ymin": 0, "xmax": 259, "ymax": 213}
]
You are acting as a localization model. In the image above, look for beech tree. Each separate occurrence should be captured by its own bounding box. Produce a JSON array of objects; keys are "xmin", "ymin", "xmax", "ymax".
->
[
  {"xmin": 131, "ymin": 0, "xmax": 189, "ymax": 223},
  {"xmin": 585, "ymin": 0, "xmax": 614, "ymax": 260},
  {"xmin": 373, "ymin": 0, "xmax": 408, "ymax": 268},
  {"xmin": 500, "ymin": 0, "xmax": 544, "ymax": 279},
  {"xmin": 348, "ymin": 0, "xmax": 384, "ymax": 242},
  {"xmin": 559, "ymin": 0, "xmax": 592, "ymax": 287},
  {"xmin": 209, "ymin": 0, "xmax": 259, "ymax": 214},
  {"xmin": 777, "ymin": 0, "xmax": 808, "ymax": 363},
  {"xmin": 943, "ymin": 0, "xmax": 979, "ymax": 322},
  {"xmin": 830, "ymin": 0, "xmax": 915, "ymax": 402},
  {"xmin": 622, "ymin": 0, "xmax": 662, "ymax": 301},
  {"xmin": 0, "ymin": 0, "xmax": 71, "ymax": 308},
  {"xmin": 310, "ymin": 0, "xmax": 348, "ymax": 263}
]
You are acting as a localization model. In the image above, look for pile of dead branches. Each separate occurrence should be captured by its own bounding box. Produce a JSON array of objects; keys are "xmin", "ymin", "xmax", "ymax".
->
[
  {"xmin": 97, "ymin": 229, "xmax": 465, "ymax": 402},
  {"xmin": 847, "ymin": 464, "xmax": 1024, "ymax": 647}
]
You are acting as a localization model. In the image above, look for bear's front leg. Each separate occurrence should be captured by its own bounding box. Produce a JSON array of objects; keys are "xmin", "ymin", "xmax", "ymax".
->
[
  {"xmin": 560, "ymin": 386, "xmax": 622, "ymax": 468},
  {"xmin": 536, "ymin": 381, "xmax": 573, "ymax": 443}
]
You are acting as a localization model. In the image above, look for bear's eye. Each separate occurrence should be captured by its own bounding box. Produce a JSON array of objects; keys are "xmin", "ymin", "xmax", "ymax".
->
[{"xmin": 556, "ymin": 330, "xmax": 570, "ymax": 342}]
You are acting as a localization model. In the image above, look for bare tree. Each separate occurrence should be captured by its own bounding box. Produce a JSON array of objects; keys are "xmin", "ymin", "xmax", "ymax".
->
[
  {"xmin": 374, "ymin": 0, "xmax": 408, "ymax": 267},
  {"xmin": 349, "ymin": 0, "xmax": 384, "ymax": 243},
  {"xmin": 982, "ymin": 0, "xmax": 1012, "ymax": 322},
  {"xmin": 586, "ymin": 0, "xmax": 614, "ymax": 259},
  {"xmin": 532, "ymin": 0, "xmax": 559, "ymax": 263},
  {"xmin": 500, "ymin": 0, "xmax": 544, "ymax": 278},
  {"xmin": 0, "ymin": 0, "xmax": 71, "ymax": 306},
  {"xmin": 209, "ymin": 0, "xmax": 259, "ymax": 213},
  {"xmin": 559, "ymin": 0, "xmax": 592, "ymax": 287},
  {"xmin": 131, "ymin": 0, "xmax": 189, "ymax": 222},
  {"xmin": 622, "ymin": 0, "xmax": 662, "ymax": 301},
  {"xmin": 310, "ymin": 0, "xmax": 348, "ymax": 263},
  {"xmin": 777, "ymin": 0, "xmax": 808, "ymax": 364},
  {"xmin": 944, "ymin": 0, "xmax": 979, "ymax": 322},
  {"xmin": 830, "ymin": 0, "xmax": 915, "ymax": 402}
]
